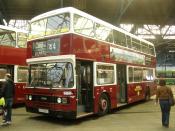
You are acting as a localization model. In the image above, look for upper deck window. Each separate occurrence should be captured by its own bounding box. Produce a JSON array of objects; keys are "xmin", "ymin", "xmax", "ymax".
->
[
  {"xmin": 73, "ymin": 14, "xmax": 94, "ymax": 37},
  {"xmin": 29, "ymin": 19, "xmax": 47, "ymax": 40},
  {"xmin": 126, "ymin": 35, "xmax": 132, "ymax": 48},
  {"xmin": 46, "ymin": 13, "xmax": 70, "ymax": 36},
  {"xmin": 141, "ymin": 42, "xmax": 150, "ymax": 54},
  {"xmin": 0, "ymin": 29, "xmax": 16, "ymax": 47},
  {"xmin": 29, "ymin": 13, "xmax": 70, "ymax": 40},
  {"xmin": 95, "ymin": 23, "xmax": 113, "ymax": 43},
  {"xmin": 17, "ymin": 32, "xmax": 27, "ymax": 48},
  {"xmin": 132, "ymin": 38, "xmax": 141, "ymax": 51},
  {"xmin": 113, "ymin": 30, "xmax": 126, "ymax": 47},
  {"xmin": 149, "ymin": 45, "xmax": 155, "ymax": 56}
]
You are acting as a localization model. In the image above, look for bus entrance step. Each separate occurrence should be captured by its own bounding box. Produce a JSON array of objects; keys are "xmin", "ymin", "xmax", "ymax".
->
[
  {"xmin": 117, "ymin": 103, "xmax": 127, "ymax": 107},
  {"xmin": 77, "ymin": 112, "xmax": 93, "ymax": 118}
]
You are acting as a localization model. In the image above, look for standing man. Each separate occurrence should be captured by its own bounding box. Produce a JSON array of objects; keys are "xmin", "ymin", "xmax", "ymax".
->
[
  {"xmin": 1, "ymin": 73, "xmax": 14, "ymax": 125},
  {"xmin": 156, "ymin": 79, "xmax": 174, "ymax": 128}
]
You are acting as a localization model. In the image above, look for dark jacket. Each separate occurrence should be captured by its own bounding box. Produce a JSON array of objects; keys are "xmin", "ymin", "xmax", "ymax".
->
[{"xmin": 1, "ymin": 79, "xmax": 15, "ymax": 99}]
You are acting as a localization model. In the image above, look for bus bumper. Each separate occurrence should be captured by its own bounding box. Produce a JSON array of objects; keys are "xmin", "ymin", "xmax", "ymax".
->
[{"xmin": 26, "ymin": 106, "xmax": 76, "ymax": 119}]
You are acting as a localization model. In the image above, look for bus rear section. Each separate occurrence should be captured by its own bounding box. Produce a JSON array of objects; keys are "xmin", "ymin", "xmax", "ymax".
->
[
  {"xmin": 0, "ymin": 25, "xmax": 28, "ymax": 105},
  {"xmin": 0, "ymin": 46, "xmax": 27, "ymax": 104}
]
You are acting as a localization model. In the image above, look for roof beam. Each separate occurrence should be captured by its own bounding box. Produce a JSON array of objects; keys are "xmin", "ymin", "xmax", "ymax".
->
[
  {"xmin": 0, "ymin": 0, "xmax": 9, "ymax": 24},
  {"xmin": 130, "ymin": 24, "xmax": 143, "ymax": 34},
  {"xmin": 114, "ymin": 0, "xmax": 134, "ymax": 26}
]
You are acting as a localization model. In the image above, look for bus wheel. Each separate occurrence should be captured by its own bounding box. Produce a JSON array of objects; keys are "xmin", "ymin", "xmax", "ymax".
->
[{"xmin": 98, "ymin": 93, "xmax": 109, "ymax": 116}]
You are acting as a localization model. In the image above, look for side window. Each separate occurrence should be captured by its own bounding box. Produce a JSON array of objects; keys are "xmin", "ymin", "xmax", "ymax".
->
[
  {"xmin": 64, "ymin": 63, "xmax": 74, "ymax": 88},
  {"xmin": 141, "ymin": 42, "xmax": 149, "ymax": 54},
  {"xmin": 149, "ymin": 45, "xmax": 155, "ymax": 56},
  {"xmin": 96, "ymin": 64, "xmax": 115, "ymax": 85},
  {"xmin": 17, "ymin": 66, "xmax": 28, "ymax": 82},
  {"xmin": 128, "ymin": 67, "xmax": 133, "ymax": 83},
  {"xmin": 126, "ymin": 35, "xmax": 132, "ymax": 48},
  {"xmin": 17, "ymin": 32, "xmax": 27, "ymax": 48},
  {"xmin": 29, "ymin": 19, "xmax": 47, "ymax": 40},
  {"xmin": 46, "ymin": 13, "xmax": 70, "ymax": 35},
  {"xmin": 95, "ymin": 23, "xmax": 113, "ymax": 43},
  {"xmin": 0, "ymin": 30, "xmax": 16, "ymax": 47},
  {"xmin": 143, "ymin": 68, "xmax": 154, "ymax": 81},
  {"xmin": 73, "ymin": 14, "xmax": 94, "ymax": 37},
  {"xmin": 132, "ymin": 38, "xmax": 141, "ymax": 51},
  {"xmin": 113, "ymin": 30, "xmax": 126, "ymax": 47},
  {"xmin": 133, "ymin": 68, "xmax": 142, "ymax": 82}
]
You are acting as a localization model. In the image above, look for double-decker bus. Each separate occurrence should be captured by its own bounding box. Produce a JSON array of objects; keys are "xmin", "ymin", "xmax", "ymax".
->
[
  {"xmin": 0, "ymin": 25, "xmax": 28, "ymax": 104},
  {"xmin": 25, "ymin": 7, "xmax": 157, "ymax": 119}
]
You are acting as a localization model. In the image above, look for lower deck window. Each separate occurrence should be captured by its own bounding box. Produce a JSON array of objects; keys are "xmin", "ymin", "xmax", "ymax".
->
[
  {"xmin": 128, "ymin": 66, "xmax": 154, "ymax": 83},
  {"xmin": 96, "ymin": 64, "xmax": 115, "ymax": 85}
]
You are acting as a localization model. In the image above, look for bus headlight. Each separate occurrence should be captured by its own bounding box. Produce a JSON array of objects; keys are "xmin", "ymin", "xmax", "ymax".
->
[
  {"xmin": 28, "ymin": 95, "xmax": 32, "ymax": 101},
  {"xmin": 57, "ymin": 98, "xmax": 62, "ymax": 103}
]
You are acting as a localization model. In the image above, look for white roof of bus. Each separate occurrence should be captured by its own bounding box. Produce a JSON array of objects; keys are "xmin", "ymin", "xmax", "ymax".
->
[
  {"xmin": 0, "ymin": 25, "xmax": 27, "ymax": 33},
  {"xmin": 30, "ymin": 7, "xmax": 154, "ymax": 46}
]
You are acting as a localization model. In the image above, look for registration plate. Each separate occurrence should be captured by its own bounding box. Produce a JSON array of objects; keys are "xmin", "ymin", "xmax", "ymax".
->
[{"xmin": 38, "ymin": 108, "xmax": 49, "ymax": 114}]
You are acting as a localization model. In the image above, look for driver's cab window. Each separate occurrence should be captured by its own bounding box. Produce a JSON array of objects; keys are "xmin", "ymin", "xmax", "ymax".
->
[{"xmin": 63, "ymin": 63, "xmax": 74, "ymax": 88}]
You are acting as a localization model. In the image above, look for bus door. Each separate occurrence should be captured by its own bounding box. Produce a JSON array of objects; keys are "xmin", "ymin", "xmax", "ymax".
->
[
  {"xmin": 76, "ymin": 61, "xmax": 93, "ymax": 115},
  {"xmin": 0, "ymin": 65, "xmax": 14, "ymax": 96},
  {"xmin": 117, "ymin": 64, "xmax": 127, "ymax": 103}
]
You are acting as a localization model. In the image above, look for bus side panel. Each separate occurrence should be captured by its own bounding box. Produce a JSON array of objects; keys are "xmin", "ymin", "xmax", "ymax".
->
[
  {"xmin": 14, "ymin": 83, "xmax": 26, "ymax": 104},
  {"xmin": 127, "ymin": 83, "xmax": 145, "ymax": 103},
  {"xmin": 0, "ymin": 46, "xmax": 27, "ymax": 65},
  {"xmin": 71, "ymin": 34, "xmax": 110, "ymax": 61},
  {"xmin": 93, "ymin": 85, "xmax": 117, "ymax": 113},
  {"xmin": 27, "ymin": 42, "xmax": 33, "ymax": 59},
  {"xmin": 60, "ymin": 34, "xmax": 72, "ymax": 55},
  {"xmin": 143, "ymin": 82, "xmax": 157, "ymax": 96}
]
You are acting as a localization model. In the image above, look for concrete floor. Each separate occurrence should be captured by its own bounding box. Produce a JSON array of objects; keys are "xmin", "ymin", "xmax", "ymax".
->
[{"xmin": 1, "ymin": 89, "xmax": 175, "ymax": 131}]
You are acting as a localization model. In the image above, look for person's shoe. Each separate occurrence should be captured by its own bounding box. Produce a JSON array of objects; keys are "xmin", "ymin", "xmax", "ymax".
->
[
  {"xmin": 6, "ymin": 121, "xmax": 11, "ymax": 125},
  {"xmin": 163, "ymin": 124, "xmax": 169, "ymax": 128}
]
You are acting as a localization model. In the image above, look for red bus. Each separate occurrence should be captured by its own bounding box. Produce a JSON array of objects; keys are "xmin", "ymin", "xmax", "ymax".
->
[
  {"xmin": 25, "ymin": 7, "xmax": 157, "ymax": 119},
  {"xmin": 0, "ymin": 25, "xmax": 28, "ymax": 104}
]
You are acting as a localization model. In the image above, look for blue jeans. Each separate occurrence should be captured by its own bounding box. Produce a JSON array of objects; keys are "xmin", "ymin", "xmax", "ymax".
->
[
  {"xmin": 159, "ymin": 99, "xmax": 171, "ymax": 126},
  {"xmin": 4, "ymin": 98, "xmax": 13, "ymax": 122}
]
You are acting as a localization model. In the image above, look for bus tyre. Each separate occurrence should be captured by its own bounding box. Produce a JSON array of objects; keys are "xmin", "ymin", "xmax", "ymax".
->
[{"xmin": 98, "ymin": 93, "xmax": 109, "ymax": 116}]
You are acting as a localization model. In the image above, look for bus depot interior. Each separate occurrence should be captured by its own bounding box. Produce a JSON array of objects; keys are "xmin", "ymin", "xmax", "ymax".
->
[{"xmin": 0, "ymin": 1, "xmax": 175, "ymax": 129}]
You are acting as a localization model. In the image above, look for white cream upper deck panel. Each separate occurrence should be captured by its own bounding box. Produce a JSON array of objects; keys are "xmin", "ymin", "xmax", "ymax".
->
[{"xmin": 30, "ymin": 7, "xmax": 154, "ymax": 47}]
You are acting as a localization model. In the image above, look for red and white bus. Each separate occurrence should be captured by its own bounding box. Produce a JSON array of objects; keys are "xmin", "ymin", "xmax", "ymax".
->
[
  {"xmin": 25, "ymin": 7, "xmax": 157, "ymax": 119},
  {"xmin": 0, "ymin": 25, "xmax": 28, "ymax": 104}
]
